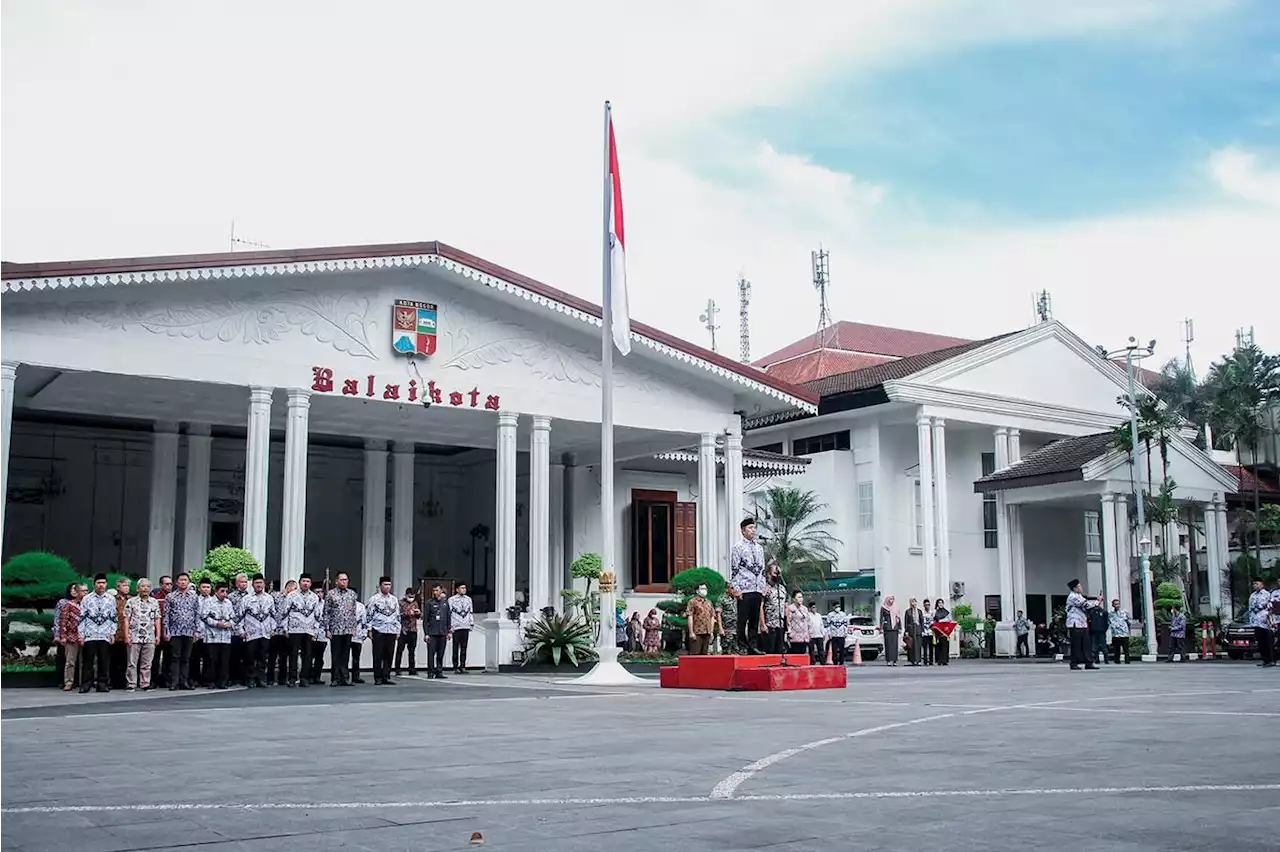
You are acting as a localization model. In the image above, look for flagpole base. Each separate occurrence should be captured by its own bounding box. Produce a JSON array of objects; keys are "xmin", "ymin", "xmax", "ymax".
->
[{"xmin": 567, "ymin": 646, "xmax": 648, "ymax": 686}]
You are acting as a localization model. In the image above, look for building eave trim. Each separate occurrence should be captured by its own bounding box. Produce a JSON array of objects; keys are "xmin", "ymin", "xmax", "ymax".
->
[{"xmin": 883, "ymin": 381, "xmax": 1125, "ymax": 430}]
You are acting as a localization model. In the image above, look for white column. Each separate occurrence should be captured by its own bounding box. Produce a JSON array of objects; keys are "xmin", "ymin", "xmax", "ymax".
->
[
  {"xmin": 242, "ymin": 386, "xmax": 273, "ymax": 565},
  {"xmin": 1009, "ymin": 504, "xmax": 1026, "ymax": 616},
  {"xmin": 1114, "ymin": 494, "xmax": 1135, "ymax": 616},
  {"xmin": 181, "ymin": 424, "xmax": 212, "ymax": 576},
  {"xmin": 723, "ymin": 417, "xmax": 744, "ymax": 578},
  {"xmin": 529, "ymin": 416, "xmax": 551, "ymax": 614},
  {"xmin": 494, "ymin": 412, "xmax": 519, "ymax": 614},
  {"xmin": 1208, "ymin": 498, "xmax": 1231, "ymax": 618},
  {"xmin": 996, "ymin": 495, "xmax": 1014, "ymax": 616},
  {"xmin": 931, "ymin": 418, "xmax": 950, "ymax": 600},
  {"xmin": 698, "ymin": 432, "xmax": 720, "ymax": 575},
  {"xmin": 550, "ymin": 458, "xmax": 566, "ymax": 606},
  {"xmin": 362, "ymin": 439, "xmax": 388, "ymax": 594},
  {"xmin": 0, "ymin": 362, "xmax": 16, "ymax": 551},
  {"xmin": 1100, "ymin": 493, "xmax": 1120, "ymax": 603},
  {"xmin": 146, "ymin": 423, "xmax": 180, "ymax": 580},
  {"xmin": 916, "ymin": 411, "xmax": 937, "ymax": 600},
  {"xmin": 1007, "ymin": 428, "xmax": 1022, "ymax": 464},
  {"xmin": 994, "ymin": 426, "xmax": 1009, "ymax": 470},
  {"xmin": 280, "ymin": 390, "xmax": 311, "ymax": 582},
  {"xmin": 1202, "ymin": 502, "xmax": 1220, "ymax": 617},
  {"xmin": 391, "ymin": 443, "xmax": 415, "ymax": 599}
]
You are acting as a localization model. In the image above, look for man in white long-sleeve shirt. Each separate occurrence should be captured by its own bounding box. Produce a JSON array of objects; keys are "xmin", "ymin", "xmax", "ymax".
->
[{"xmin": 1066, "ymin": 579, "xmax": 1099, "ymax": 671}]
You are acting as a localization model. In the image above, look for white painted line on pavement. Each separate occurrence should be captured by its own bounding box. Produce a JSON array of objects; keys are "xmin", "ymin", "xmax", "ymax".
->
[
  {"xmin": 1023, "ymin": 706, "xmax": 1280, "ymax": 718},
  {"xmin": 6, "ymin": 784, "xmax": 1279, "ymax": 815}
]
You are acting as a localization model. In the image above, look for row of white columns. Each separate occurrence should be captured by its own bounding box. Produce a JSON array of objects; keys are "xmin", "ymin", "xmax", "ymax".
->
[
  {"xmin": 915, "ymin": 412, "xmax": 953, "ymax": 602},
  {"xmin": 994, "ymin": 425, "xmax": 1024, "ymax": 620}
]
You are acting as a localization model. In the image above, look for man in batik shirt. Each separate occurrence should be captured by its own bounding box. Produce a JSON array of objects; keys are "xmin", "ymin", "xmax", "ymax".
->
[
  {"xmin": 350, "ymin": 595, "xmax": 368, "ymax": 684},
  {"xmin": 123, "ymin": 579, "xmax": 162, "ymax": 691},
  {"xmin": 448, "ymin": 583, "xmax": 474, "ymax": 674},
  {"xmin": 151, "ymin": 575, "xmax": 172, "ymax": 688},
  {"xmin": 1167, "ymin": 605, "xmax": 1188, "ymax": 663},
  {"xmin": 1246, "ymin": 578, "xmax": 1275, "ymax": 668},
  {"xmin": 228, "ymin": 573, "xmax": 250, "ymax": 686},
  {"xmin": 163, "ymin": 573, "xmax": 200, "ymax": 690},
  {"xmin": 194, "ymin": 579, "xmax": 214, "ymax": 686},
  {"xmin": 366, "ymin": 577, "xmax": 402, "ymax": 685},
  {"xmin": 202, "ymin": 584, "xmax": 237, "ymax": 688},
  {"xmin": 58, "ymin": 584, "xmax": 83, "ymax": 691},
  {"xmin": 237, "ymin": 574, "xmax": 276, "ymax": 687},
  {"xmin": 78, "ymin": 574, "xmax": 118, "ymax": 693},
  {"xmin": 324, "ymin": 573, "xmax": 360, "ymax": 686},
  {"xmin": 283, "ymin": 574, "xmax": 321, "ymax": 688},
  {"xmin": 309, "ymin": 586, "xmax": 328, "ymax": 685},
  {"xmin": 268, "ymin": 580, "xmax": 295, "ymax": 686},
  {"xmin": 111, "ymin": 577, "xmax": 132, "ymax": 689},
  {"xmin": 396, "ymin": 588, "xmax": 421, "ymax": 676},
  {"xmin": 728, "ymin": 518, "xmax": 767, "ymax": 654},
  {"xmin": 760, "ymin": 564, "xmax": 788, "ymax": 655},
  {"xmin": 1108, "ymin": 599, "xmax": 1131, "ymax": 664}
]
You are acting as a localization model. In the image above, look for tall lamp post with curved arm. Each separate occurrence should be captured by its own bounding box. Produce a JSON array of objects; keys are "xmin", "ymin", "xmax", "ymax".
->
[{"xmin": 1105, "ymin": 336, "xmax": 1160, "ymax": 657}]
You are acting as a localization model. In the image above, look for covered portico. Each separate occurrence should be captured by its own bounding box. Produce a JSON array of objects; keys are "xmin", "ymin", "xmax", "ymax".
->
[
  {"xmin": 0, "ymin": 241, "xmax": 817, "ymax": 669},
  {"xmin": 975, "ymin": 430, "xmax": 1240, "ymax": 657}
]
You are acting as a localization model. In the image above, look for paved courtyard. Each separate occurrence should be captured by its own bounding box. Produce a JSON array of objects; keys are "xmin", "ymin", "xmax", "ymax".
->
[{"xmin": 2, "ymin": 662, "xmax": 1277, "ymax": 851}]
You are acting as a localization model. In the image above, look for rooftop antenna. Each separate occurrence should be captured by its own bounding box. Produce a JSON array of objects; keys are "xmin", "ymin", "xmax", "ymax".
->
[
  {"xmin": 737, "ymin": 274, "xmax": 752, "ymax": 363},
  {"xmin": 699, "ymin": 298, "xmax": 721, "ymax": 353},
  {"xmin": 1183, "ymin": 318, "xmax": 1195, "ymax": 378},
  {"xmin": 812, "ymin": 247, "xmax": 832, "ymax": 344},
  {"xmin": 1234, "ymin": 326, "xmax": 1255, "ymax": 350},
  {"xmin": 229, "ymin": 219, "xmax": 271, "ymax": 253},
  {"xmin": 1033, "ymin": 290, "xmax": 1052, "ymax": 324}
]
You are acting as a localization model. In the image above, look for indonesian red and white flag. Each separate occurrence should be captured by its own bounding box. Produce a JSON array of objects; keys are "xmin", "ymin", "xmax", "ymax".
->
[{"xmin": 607, "ymin": 113, "xmax": 631, "ymax": 356}]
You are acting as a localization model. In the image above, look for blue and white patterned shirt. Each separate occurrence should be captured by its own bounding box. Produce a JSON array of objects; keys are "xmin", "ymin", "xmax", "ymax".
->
[
  {"xmin": 448, "ymin": 593, "xmax": 474, "ymax": 631},
  {"xmin": 53, "ymin": 597, "xmax": 69, "ymax": 642},
  {"xmin": 729, "ymin": 537, "xmax": 766, "ymax": 595},
  {"xmin": 272, "ymin": 591, "xmax": 291, "ymax": 636},
  {"xmin": 1247, "ymin": 589, "xmax": 1272, "ymax": 629},
  {"xmin": 1169, "ymin": 612, "xmax": 1187, "ymax": 638},
  {"xmin": 163, "ymin": 588, "xmax": 201, "ymax": 638},
  {"xmin": 1272, "ymin": 589, "xmax": 1280, "ymax": 629},
  {"xmin": 324, "ymin": 588, "xmax": 361, "ymax": 636},
  {"xmin": 1065, "ymin": 592, "xmax": 1094, "ymax": 628},
  {"xmin": 1108, "ymin": 609, "xmax": 1131, "ymax": 638},
  {"xmin": 237, "ymin": 591, "xmax": 277, "ymax": 641},
  {"xmin": 823, "ymin": 608, "xmax": 850, "ymax": 639},
  {"xmin": 282, "ymin": 589, "xmax": 322, "ymax": 635},
  {"xmin": 366, "ymin": 592, "xmax": 401, "ymax": 635},
  {"xmin": 353, "ymin": 601, "xmax": 369, "ymax": 642},
  {"xmin": 78, "ymin": 591, "xmax": 118, "ymax": 642},
  {"xmin": 201, "ymin": 598, "xmax": 236, "ymax": 644}
]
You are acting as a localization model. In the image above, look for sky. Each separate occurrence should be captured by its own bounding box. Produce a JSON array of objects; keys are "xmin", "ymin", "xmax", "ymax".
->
[{"xmin": 3, "ymin": 0, "xmax": 1277, "ymax": 371}]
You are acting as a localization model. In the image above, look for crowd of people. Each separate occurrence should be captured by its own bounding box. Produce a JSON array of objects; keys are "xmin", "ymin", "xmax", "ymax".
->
[{"xmin": 52, "ymin": 570, "xmax": 480, "ymax": 694}]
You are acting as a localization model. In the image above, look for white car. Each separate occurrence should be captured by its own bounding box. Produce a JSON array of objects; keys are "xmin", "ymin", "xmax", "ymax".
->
[{"xmin": 846, "ymin": 617, "xmax": 883, "ymax": 661}]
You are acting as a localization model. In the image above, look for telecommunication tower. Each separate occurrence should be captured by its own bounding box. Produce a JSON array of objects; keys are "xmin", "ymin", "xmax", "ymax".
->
[
  {"xmin": 1235, "ymin": 326, "xmax": 1255, "ymax": 350},
  {"xmin": 699, "ymin": 298, "xmax": 721, "ymax": 353},
  {"xmin": 737, "ymin": 275, "xmax": 752, "ymax": 363},
  {"xmin": 1033, "ymin": 290, "xmax": 1052, "ymax": 324},
  {"xmin": 1183, "ymin": 318, "xmax": 1195, "ymax": 377},
  {"xmin": 812, "ymin": 248, "xmax": 832, "ymax": 344}
]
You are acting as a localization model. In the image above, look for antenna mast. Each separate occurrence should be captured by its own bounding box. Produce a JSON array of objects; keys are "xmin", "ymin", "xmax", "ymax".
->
[
  {"xmin": 1235, "ymin": 326, "xmax": 1255, "ymax": 350},
  {"xmin": 812, "ymin": 247, "xmax": 832, "ymax": 344},
  {"xmin": 1183, "ymin": 318, "xmax": 1195, "ymax": 377},
  {"xmin": 737, "ymin": 275, "xmax": 752, "ymax": 363},
  {"xmin": 1033, "ymin": 290, "xmax": 1052, "ymax": 324},
  {"xmin": 229, "ymin": 220, "xmax": 271, "ymax": 253},
  {"xmin": 699, "ymin": 298, "xmax": 721, "ymax": 353}
]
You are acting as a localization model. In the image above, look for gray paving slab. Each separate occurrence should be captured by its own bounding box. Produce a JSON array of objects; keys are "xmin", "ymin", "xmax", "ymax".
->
[{"xmin": 3, "ymin": 664, "xmax": 1278, "ymax": 851}]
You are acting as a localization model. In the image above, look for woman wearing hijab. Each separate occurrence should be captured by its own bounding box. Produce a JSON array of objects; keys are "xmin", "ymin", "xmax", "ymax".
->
[
  {"xmin": 879, "ymin": 596, "xmax": 901, "ymax": 666},
  {"xmin": 642, "ymin": 609, "xmax": 662, "ymax": 653},
  {"xmin": 932, "ymin": 598, "xmax": 952, "ymax": 666},
  {"xmin": 627, "ymin": 612, "xmax": 643, "ymax": 652},
  {"xmin": 902, "ymin": 598, "xmax": 924, "ymax": 666}
]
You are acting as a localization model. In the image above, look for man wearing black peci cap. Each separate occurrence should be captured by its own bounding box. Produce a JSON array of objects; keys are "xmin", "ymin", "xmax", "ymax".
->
[
  {"xmin": 728, "ymin": 518, "xmax": 767, "ymax": 654},
  {"xmin": 1065, "ymin": 579, "xmax": 1099, "ymax": 671}
]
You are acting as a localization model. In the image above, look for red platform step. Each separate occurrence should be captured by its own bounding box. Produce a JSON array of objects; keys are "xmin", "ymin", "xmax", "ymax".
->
[{"xmin": 660, "ymin": 654, "xmax": 842, "ymax": 691}]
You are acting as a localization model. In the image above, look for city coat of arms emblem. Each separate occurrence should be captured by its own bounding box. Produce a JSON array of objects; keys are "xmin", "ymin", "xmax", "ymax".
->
[{"xmin": 392, "ymin": 299, "xmax": 438, "ymax": 357}]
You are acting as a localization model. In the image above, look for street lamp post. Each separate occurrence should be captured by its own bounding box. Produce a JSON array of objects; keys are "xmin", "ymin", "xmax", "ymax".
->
[{"xmin": 1109, "ymin": 337, "xmax": 1160, "ymax": 658}]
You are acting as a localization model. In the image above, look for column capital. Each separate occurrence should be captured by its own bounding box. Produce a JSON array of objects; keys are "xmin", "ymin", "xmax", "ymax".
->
[
  {"xmin": 249, "ymin": 386, "xmax": 274, "ymax": 405},
  {"xmin": 916, "ymin": 411, "xmax": 932, "ymax": 428},
  {"xmin": 365, "ymin": 438, "xmax": 388, "ymax": 452},
  {"xmin": 932, "ymin": 417, "xmax": 946, "ymax": 430},
  {"xmin": 0, "ymin": 362, "xmax": 18, "ymax": 381},
  {"xmin": 286, "ymin": 388, "xmax": 312, "ymax": 408},
  {"xmin": 1101, "ymin": 492, "xmax": 1116, "ymax": 505},
  {"xmin": 498, "ymin": 411, "xmax": 520, "ymax": 429},
  {"xmin": 726, "ymin": 414, "xmax": 743, "ymax": 438},
  {"xmin": 186, "ymin": 422, "xmax": 211, "ymax": 437},
  {"xmin": 154, "ymin": 421, "xmax": 179, "ymax": 434},
  {"xmin": 531, "ymin": 415, "xmax": 552, "ymax": 432},
  {"xmin": 393, "ymin": 441, "xmax": 415, "ymax": 456},
  {"xmin": 994, "ymin": 425, "xmax": 1009, "ymax": 437}
]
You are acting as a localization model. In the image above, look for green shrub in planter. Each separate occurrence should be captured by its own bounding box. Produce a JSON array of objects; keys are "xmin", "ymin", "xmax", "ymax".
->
[
  {"xmin": 522, "ymin": 612, "xmax": 598, "ymax": 667},
  {"xmin": 1128, "ymin": 636, "xmax": 1150, "ymax": 657},
  {"xmin": 1154, "ymin": 582, "xmax": 1183, "ymax": 627},
  {"xmin": 1, "ymin": 551, "xmax": 78, "ymax": 610},
  {"xmin": 194, "ymin": 545, "xmax": 261, "ymax": 588}
]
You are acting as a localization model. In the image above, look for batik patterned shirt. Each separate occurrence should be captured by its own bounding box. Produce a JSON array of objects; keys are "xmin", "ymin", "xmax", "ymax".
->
[
  {"xmin": 823, "ymin": 609, "xmax": 850, "ymax": 639},
  {"xmin": 1108, "ymin": 610, "xmax": 1131, "ymax": 637},
  {"xmin": 324, "ymin": 588, "xmax": 361, "ymax": 636},
  {"xmin": 761, "ymin": 583, "xmax": 787, "ymax": 629},
  {"xmin": 366, "ymin": 593, "xmax": 401, "ymax": 635},
  {"xmin": 448, "ymin": 594, "xmax": 474, "ymax": 631},
  {"xmin": 353, "ymin": 601, "xmax": 368, "ymax": 641},
  {"xmin": 728, "ymin": 538, "xmax": 766, "ymax": 595},
  {"xmin": 53, "ymin": 598, "xmax": 69, "ymax": 642},
  {"xmin": 59, "ymin": 600, "xmax": 82, "ymax": 644},
  {"xmin": 237, "ymin": 592, "xmax": 277, "ymax": 641},
  {"xmin": 686, "ymin": 596, "xmax": 716, "ymax": 635},
  {"xmin": 786, "ymin": 603, "xmax": 811, "ymax": 643},
  {"xmin": 400, "ymin": 597, "xmax": 422, "ymax": 634},
  {"xmin": 124, "ymin": 596, "xmax": 162, "ymax": 644},
  {"xmin": 228, "ymin": 587, "xmax": 247, "ymax": 616},
  {"xmin": 1272, "ymin": 589, "xmax": 1280, "ymax": 629},
  {"xmin": 79, "ymin": 592, "xmax": 118, "ymax": 642},
  {"xmin": 1247, "ymin": 589, "xmax": 1272, "ymax": 629},
  {"xmin": 313, "ymin": 593, "xmax": 328, "ymax": 641},
  {"xmin": 163, "ymin": 588, "xmax": 201, "ymax": 638},
  {"xmin": 1065, "ymin": 592, "xmax": 1094, "ymax": 628},
  {"xmin": 1169, "ymin": 612, "xmax": 1187, "ymax": 638},
  {"xmin": 272, "ymin": 591, "xmax": 291, "ymax": 636},
  {"xmin": 1014, "ymin": 618, "xmax": 1033, "ymax": 636},
  {"xmin": 282, "ymin": 590, "xmax": 322, "ymax": 635},
  {"xmin": 202, "ymin": 598, "xmax": 236, "ymax": 644}
]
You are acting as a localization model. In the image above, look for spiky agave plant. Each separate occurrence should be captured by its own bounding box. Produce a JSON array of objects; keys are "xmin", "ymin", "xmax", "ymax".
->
[{"xmin": 522, "ymin": 612, "xmax": 599, "ymax": 667}]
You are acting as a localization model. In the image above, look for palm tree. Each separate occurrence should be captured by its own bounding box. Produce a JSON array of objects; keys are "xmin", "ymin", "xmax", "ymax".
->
[
  {"xmin": 751, "ymin": 487, "xmax": 841, "ymax": 594},
  {"xmin": 1205, "ymin": 343, "xmax": 1280, "ymax": 568}
]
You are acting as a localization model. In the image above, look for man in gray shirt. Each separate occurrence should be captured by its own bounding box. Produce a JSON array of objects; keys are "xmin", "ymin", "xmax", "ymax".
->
[{"xmin": 728, "ymin": 518, "xmax": 766, "ymax": 655}]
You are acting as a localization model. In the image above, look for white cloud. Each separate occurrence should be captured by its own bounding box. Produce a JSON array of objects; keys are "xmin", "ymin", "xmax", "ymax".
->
[
  {"xmin": 1, "ymin": 0, "xmax": 1267, "ymax": 369},
  {"xmin": 1208, "ymin": 146, "xmax": 1280, "ymax": 208}
]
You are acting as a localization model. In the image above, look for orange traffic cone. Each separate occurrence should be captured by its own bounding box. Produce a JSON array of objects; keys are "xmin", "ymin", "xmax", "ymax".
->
[
  {"xmin": 825, "ymin": 641, "xmax": 833, "ymax": 665},
  {"xmin": 851, "ymin": 638, "xmax": 863, "ymax": 666}
]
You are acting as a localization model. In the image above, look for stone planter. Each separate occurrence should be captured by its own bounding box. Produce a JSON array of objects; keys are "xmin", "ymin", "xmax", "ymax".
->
[{"xmin": 0, "ymin": 667, "xmax": 60, "ymax": 689}]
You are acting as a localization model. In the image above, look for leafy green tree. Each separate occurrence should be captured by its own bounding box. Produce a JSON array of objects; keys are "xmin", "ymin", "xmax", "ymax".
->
[
  {"xmin": 751, "ymin": 487, "xmax": 841, "ymax": 593},
  {"xmin": 193, "ymin": 545, "xmax": 261, "ymax": 588}
]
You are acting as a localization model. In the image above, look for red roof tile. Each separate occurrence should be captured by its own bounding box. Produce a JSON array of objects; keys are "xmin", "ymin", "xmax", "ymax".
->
[
  {"xmin": 802, "ymin": 333, "xmax": 1018, "ymax": 397},
  {"xmin": 753, "ymin": 321, "xmax": 971, "ymax": 367},
  {"xmin": 1220, "ymin": 466, "xmax": 1280, "ymax": 496},
  {"xmin": 763, "ymin": 351, "xmax": 894, "ymax": 384}
]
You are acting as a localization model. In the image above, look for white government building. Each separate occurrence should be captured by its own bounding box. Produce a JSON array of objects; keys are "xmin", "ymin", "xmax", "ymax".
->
[{"xmin": 0, "ymin": 240, "xmax": 1242, "ymax": 665}]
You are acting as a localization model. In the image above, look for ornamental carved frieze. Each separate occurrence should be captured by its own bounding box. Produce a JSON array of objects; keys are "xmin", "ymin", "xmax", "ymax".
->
[{"xmin": 63, "ymin": 291, "xmax": 380, "ymax": 360}]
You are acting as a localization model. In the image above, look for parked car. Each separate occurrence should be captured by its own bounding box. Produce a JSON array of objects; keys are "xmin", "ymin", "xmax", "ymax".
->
[
  {"xmin": 1218, "ymin": 618, "xmax": 1260, "ymax": 659},
  {"xmin": 847, "ymin": 617, "xmax": 883, "ymax": 661}
]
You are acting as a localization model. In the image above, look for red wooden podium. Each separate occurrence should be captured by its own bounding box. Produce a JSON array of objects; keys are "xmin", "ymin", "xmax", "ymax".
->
[{"xmin": 659, "ymin": 654, "xmax": 846, "ymax": 691}]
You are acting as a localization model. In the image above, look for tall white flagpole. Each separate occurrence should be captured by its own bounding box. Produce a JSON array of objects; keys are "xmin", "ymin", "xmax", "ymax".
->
[{"xmin": 572, "ymin": 101, "xmax": 645, "ymax": 685}]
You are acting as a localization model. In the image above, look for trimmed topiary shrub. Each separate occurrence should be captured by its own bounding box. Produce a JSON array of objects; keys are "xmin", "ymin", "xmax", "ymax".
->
[
  {"xmin": 657, "ymin": 567, "xmax": 729, "ymax": 650},
  {"xmin": 193, "ymin": 545, "xmax": 261, "ymax": 588},
  {"xmin": 1, "ymin": 551, "xmax": 79, "ymax": 611}
]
